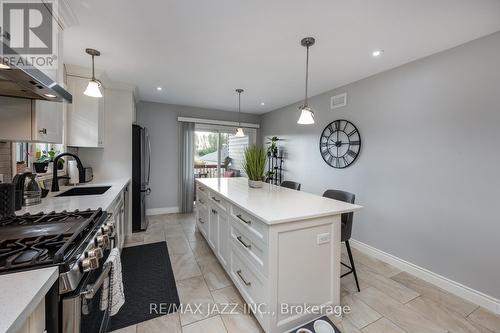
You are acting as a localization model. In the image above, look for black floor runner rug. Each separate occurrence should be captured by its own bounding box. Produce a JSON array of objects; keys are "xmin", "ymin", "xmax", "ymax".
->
[{"xmin": 108, "ymin": 241, "xmax": 180, "ymax": 331}]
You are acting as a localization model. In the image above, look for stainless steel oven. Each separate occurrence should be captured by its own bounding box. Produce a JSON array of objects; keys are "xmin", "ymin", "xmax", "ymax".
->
[
  {"xmin": 60, "ymin": 212, "xmax": 118, "ymax": 333},
  {"xmin": 62, "ymin": 248, "xmax": 112, "ymax": 333}
]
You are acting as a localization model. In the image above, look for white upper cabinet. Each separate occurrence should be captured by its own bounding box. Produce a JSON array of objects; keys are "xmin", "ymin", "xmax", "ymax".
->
[
  {"xmin": 32, "ymin": 100, "xmax": 64, "ymax": 143},
  {"xmin": 66, "ymin": 75, "xmax": 105, "ymax": 148},
  {"xmin": 0, "ymin": 96, "xmax": 63, "ymax": 143}
]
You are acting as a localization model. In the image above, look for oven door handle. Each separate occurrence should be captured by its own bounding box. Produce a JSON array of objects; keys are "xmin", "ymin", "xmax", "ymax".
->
[{"xmin": 81, "ymin": 264, "xmax": 112, "ymax": 300}]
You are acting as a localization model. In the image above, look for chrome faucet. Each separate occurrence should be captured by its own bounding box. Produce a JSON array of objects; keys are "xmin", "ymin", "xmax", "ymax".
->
[{"xmin": 51, "ymin": 153, "xmax": 84, "ymax": 192}]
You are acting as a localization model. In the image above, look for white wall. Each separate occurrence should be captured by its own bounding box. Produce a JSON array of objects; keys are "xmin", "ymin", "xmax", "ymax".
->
[{"xmin": 261, "ymin": 32, "xmax": 500, "ymax": 300}]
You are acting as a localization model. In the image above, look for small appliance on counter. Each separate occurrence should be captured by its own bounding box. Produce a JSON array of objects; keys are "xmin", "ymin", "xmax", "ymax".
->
[{"xmin": 12, "ymin": 172, "xmax": 41, "ymax": 209}]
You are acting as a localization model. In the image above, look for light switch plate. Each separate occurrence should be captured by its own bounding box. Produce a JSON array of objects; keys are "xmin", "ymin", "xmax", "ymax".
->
[{"xmin": 317, "ymin": 233, "xmax": 330, "ymax": 245}]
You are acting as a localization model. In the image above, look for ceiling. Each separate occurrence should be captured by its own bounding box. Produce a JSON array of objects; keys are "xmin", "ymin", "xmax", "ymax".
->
[{"xmin": 63, "ymin": 0, "xmax": 500, "ymax": 114}]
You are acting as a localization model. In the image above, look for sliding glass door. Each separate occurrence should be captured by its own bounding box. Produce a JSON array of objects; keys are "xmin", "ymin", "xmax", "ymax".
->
[{"xmin": 194, "ymin": 125, "xmax": 256, "ymax": 179}]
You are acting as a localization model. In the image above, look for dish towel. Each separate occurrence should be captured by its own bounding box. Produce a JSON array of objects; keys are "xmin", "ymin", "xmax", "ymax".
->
[{"xmin": 100, "ymin": 248, "xmax": 125, "ymax": 316}]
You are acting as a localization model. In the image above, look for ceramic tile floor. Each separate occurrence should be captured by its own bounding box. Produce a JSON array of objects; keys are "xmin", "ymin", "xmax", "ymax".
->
[{"xmin": 113, "ymin": 213, "xmax": 500, "ymax": 333}]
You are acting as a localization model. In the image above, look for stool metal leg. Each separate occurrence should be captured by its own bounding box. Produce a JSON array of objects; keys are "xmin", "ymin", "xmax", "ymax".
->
[{"xmin": 345, "ymin": 240, "xmax": 360, "ymax": 292}]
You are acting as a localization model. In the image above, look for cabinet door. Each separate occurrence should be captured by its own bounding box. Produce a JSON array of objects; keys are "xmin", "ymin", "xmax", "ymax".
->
[
  {"xmin": 66, "ymin": 75, "xmax": 104, "ymax": 147},
  {"xmin": 208, "ymin": 208, "xmax": 218, "ymax": 250},
  {"xmin": 217, "ymin": 211, "xmax": 229, "ymax": 269},
  {"xmin": 0, "ymin": 96, "xmax": 32, "ymax": 141},
  {"xmin": 32, "ymin": 100, "xmax": 63, "ymax": 143}
]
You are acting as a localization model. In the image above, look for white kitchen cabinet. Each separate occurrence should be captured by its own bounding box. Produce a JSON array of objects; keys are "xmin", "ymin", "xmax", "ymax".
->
[
  {"xmin": 107, "ymin": 184, "xmax": 129, "ymax": 251},
  {"xmin": 32, "ymin": 100, "xmax": 64, "ymax": 143},
  {"xmin": 0, "ymin": 96, "xmax": 63, "ymax": 143},
  {"xmin": 208, "ymin": 207, "xmax": 218, "ymax": 250},
  {"xmin": 195, "ymin": 178, "xmax": 361, "ymax": 333},
  {"xmin": 0, "ymin": 97, "xmax": 32, "ymax": 141},
  {"xmin": 16, "ymin": 298, "xmax": 45, "ymax": 333},
  {"xmin": 66, "ymin": 75, "xmax": 105, "ymax": 148},
  {"xmin": 217, "ymin": 210, "xmax": 230, "ymax": 268}
]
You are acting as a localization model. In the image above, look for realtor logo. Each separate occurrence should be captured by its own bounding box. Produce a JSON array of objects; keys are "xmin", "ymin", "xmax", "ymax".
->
[{"xmin": 0, "ymin": 0, "xmax": 58, "ymax": 68}]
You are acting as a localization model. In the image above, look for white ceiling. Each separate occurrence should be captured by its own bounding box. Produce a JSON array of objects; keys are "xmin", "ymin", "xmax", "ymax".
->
[{"xmin": 63, "ymin": 0, "xmax": 500, "ymax": 114}]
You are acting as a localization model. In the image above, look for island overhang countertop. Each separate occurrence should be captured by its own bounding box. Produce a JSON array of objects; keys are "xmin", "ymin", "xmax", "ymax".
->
[{"xmin": 196, "ymin": 177, "xmax": 362, "ymax": 224}]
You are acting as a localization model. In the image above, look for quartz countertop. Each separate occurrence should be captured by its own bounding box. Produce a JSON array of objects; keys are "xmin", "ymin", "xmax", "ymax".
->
[
  {"xmin": 196, "ymin": 178, "xmax": 362, "ymax": 224},
  {"xmin": 17, "ymin": 178, "xmax": 131, "ymax": 215},
  {"xmin": 0, "ymin": 267, "xmax": 58, "ymax": 333}
]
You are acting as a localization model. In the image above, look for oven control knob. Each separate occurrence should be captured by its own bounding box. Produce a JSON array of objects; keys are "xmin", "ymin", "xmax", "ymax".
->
[
  {"xmin": 81, "ymin": 257, "xmax": 99, "ymax": 272},
  {"xmin": 101, "ymin": 223, "xmax": 114, "ymax": 235},
  {"xmin": 87, "ymin": 247, "xmax": 103, "ymax": 259},
  {"xmin": 95, "ymin": 234, "xmax": 109, "ymax": 248}
]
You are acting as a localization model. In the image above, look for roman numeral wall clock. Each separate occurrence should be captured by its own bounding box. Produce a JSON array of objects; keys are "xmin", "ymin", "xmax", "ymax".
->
[{"xmin": 319, "ymin": 119, "xmax": 361, "ymax": 169}]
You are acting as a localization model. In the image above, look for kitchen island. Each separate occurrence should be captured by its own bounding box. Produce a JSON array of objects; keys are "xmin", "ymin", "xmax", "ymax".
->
[{"xmin": 195, "ymin": 178, "xmax": 361, "ymax": 333}]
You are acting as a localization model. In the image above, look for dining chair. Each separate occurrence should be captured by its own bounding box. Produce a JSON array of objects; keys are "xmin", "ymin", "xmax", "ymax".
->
[
  {"xmin": 322, "ymin": 189, "xmax": 360, "ymax": 292},
  {"xmin": 280, "ymin": 181, "xmax": 301, "ymax": 191}
]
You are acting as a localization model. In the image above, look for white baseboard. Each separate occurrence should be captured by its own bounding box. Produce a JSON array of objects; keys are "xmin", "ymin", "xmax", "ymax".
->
[
  {"xmin": 146, "ymin": 206, "xmax": 180, "ymax": 215},
  {"xmin": 350, "ymin": 239, "xmax": 500, "ymax": 315}
]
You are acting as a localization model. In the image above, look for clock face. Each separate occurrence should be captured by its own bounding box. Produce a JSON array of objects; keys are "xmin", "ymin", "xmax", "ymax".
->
[{"xmin": 319, "ymin": 120, "xmax": 361, "ymax": 169}]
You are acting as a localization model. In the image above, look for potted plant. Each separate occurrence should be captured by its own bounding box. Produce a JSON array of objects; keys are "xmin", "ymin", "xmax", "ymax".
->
[
  {"xmin": 47, "ymin": 148, "xmax": 64, "ymax": 170},
  {"xmin": 266, "ymin": 136, "xmax": 280, "ymax": 157},
  {"xmin": 33, "ymin": 155, "xmax": 50, "ymax": 173},
  {"xmin": 243, "ymin": 145, "xmax": 267, "ymax": 188},
  {"xmin": 33, "ymin": 149, "xmax": 64, "ymax": 173}
]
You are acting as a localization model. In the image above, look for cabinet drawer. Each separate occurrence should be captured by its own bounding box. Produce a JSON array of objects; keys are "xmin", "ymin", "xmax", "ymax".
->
[
  {"xmin": 197, "ymin": 205, "xmax": 209, "ymax": 238},
  {"xmin": 231, "ymin": 221, "xmax": 268, "ymax": 276},
  {"xmin": 231, "ymin": 206, "xmax": 268, "ymax": 244},
  {"xmin": 209, "ymin": 192, "xmax": 228, "ymax": 212},
  {"xmin": 196, "ymin": 184, "xmax": 209, "ymax": 196},
  {"xmin": 231, "ymin": 249, "xmax": 267, "ymax": 308},
  {"xmin": 197, "ymin": 190, "xmax": 209, "ymax": 206}
]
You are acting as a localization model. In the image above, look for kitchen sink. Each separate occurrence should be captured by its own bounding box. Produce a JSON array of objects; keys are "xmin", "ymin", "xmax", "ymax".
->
[{"xmin": 55, "ymin": 186, "xmax": 111, "ymax": 197}]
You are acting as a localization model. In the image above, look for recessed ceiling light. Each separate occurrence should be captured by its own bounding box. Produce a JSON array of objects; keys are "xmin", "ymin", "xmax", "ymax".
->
[
  {"xmin": 156, "ymin": 86, "xmax": 162, "ymax": 91},
  {"xmin": 44, "ymin": 93, "xmax": 57, "ymax": 98},
  {"xmin": 372, "ymin": 50, "xmax": 384, "ymax": 57},
  {"xmin": 260, "ymin": 102, "xmax": 265, "ymax": 106}
]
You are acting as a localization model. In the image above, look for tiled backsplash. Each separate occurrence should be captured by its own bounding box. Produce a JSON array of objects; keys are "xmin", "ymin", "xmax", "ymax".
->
[{"xmin": 0, "ymin": 142, "xmax": 12, "ymax": 182}]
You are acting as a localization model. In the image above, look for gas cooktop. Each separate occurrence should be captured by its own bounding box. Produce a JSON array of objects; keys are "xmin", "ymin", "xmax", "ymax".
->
[{"xmin": 0, "ymin": 209, "xmax": 106, "ymax": 273}]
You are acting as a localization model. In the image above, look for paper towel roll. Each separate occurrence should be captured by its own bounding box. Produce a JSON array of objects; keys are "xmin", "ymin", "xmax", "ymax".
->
[{"xmin": 68, "ymin": 160, "xmax": 79, "ymax": 185}]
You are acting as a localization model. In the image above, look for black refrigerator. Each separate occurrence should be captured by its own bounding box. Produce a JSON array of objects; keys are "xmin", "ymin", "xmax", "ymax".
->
[{"xmin": 132, "ymin": 124, "xmax": 151, "ymax": 232}]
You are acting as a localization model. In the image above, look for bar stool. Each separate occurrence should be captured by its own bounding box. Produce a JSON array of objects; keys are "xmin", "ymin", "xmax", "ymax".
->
[
  {"xmin": 280, "ymin": 181, "xmax": 301, "ymax": 191},
  {"xmin": 322, "ymin": 189, "xmax": 360, "ymax": 292}
]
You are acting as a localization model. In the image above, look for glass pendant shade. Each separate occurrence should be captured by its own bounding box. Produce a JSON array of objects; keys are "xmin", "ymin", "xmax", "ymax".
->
[
  {"xmin": 84, "ymin": 80, "xmax": 103, "ymax": 98},
  {"xmin": 235, "ymin": 127, "xmax": 245, "ymax": 137},
  {"xmin": 297, "ymin": 106, "xmax": 315, "ymax": 125}
]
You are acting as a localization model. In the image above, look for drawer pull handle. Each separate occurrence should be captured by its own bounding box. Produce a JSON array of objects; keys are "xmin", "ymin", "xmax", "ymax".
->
[
  {"xmin": 236, "ymin": 270, "xmax": 251, "ymax": 286},
  {"xmin": 198, "ymin": 218, "xmax": 205, "ymax": 224},
  {"xmin": 212, "ymin": 196, "xmax": 221, "ymax": 203},
  {"xmin": 236, "ymin": 214, "xmax": 251, "ymax": 225},
  {"xmin": 237, "ymin": 236, "xmax": 251, "ymax": 249},
  {"xmin": 39, "ymin": 128, "xmax": 47, "ymax": 134}
]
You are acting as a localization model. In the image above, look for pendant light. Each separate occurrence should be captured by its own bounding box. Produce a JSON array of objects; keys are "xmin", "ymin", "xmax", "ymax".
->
[
  {"xmin": 235, "ymin": 88, "xmax": 245, "ymax": 137},
  {"xmin": 297, "ymin": 37, "xmax": 315, "ymax": 125},
  {"xmin": 83, "ymin": 48, "xmax": 103, "ymax": 98}
]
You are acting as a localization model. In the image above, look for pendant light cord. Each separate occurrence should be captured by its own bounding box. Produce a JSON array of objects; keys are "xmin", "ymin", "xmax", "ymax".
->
[
  {"xmin": 304, "ymin": 45, "xmax": 309, "ymax": 107},
  {"xmin": 238, "ymin": 90, "xmax": 241, "ymax": 127},
  {"xmin": 91, "ymin": 55, "xmax": 95, "ymax": 80}
]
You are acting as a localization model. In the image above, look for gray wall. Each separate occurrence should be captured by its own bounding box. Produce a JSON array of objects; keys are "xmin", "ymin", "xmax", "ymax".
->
[
  {"xmin": 261, "ymin": 32, "xmax": 500, "ymax": 299},
  {"xmin": 136, "ymin": 101, "xmax": 261, "ymax": 210}
]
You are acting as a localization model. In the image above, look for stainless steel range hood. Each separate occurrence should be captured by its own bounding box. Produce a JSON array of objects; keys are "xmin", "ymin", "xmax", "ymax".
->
[{"xmin": 0, "ymin": 43, "xmax": 72, "ymax": 103}]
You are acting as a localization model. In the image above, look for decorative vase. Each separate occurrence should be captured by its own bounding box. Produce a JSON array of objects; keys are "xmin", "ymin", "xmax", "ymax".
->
[{"xmin": 248, "ymin": 179, "xmax": 263, "ymax": 188}]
